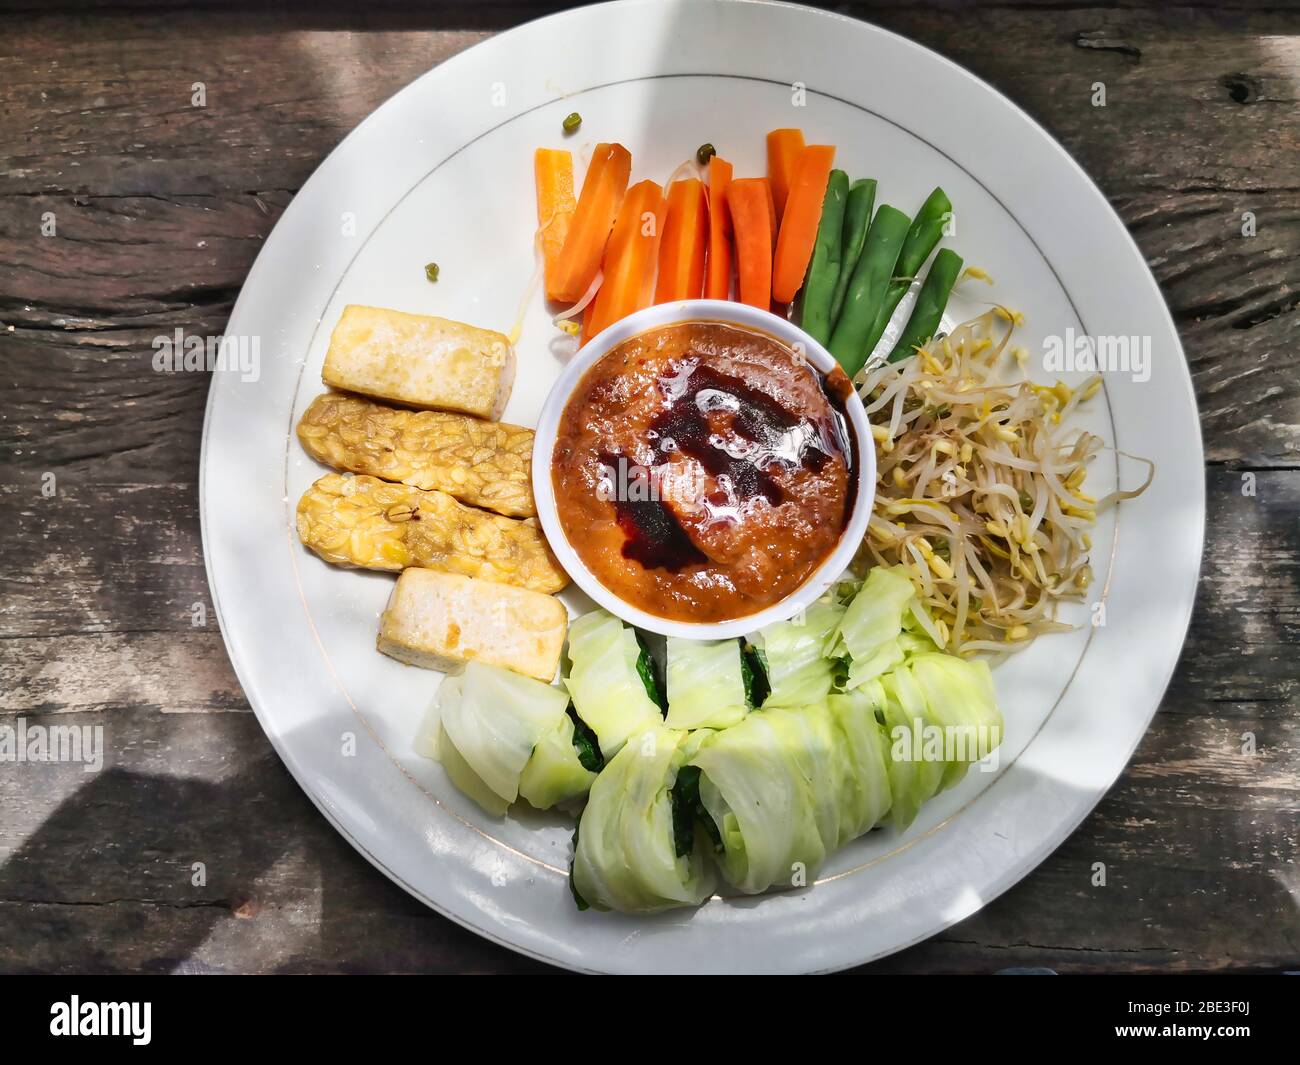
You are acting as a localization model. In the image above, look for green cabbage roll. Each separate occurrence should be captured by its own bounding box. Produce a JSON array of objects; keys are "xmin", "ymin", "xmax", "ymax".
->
[{"xmin": 572, "ymin": 725, "xmax": 717, "ymax": 913}]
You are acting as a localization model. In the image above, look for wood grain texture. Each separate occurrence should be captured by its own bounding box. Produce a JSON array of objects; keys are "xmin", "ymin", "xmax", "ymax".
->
[{"xmin": 0, "ymin": 0, "xmax": 1296, "ymax": 974}]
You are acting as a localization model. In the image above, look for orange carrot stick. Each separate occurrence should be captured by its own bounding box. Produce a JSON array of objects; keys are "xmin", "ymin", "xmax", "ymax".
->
[
  {"xmin": 766, "ymin": 128, "xmax": 805, "ymax": 222},
  {"xmin": 727, "ymin": 177, "xmax": 774, "ymax": 311},
  {"xmin": 586, "ymin": 179, "xmax": 668, "ymax": 339},
  {"xmin": 772, "ymin": 144, "xmax": 836, "ymax": 304},
  {"xmin": 705, "ymin": 156, "xmax": 734, "ymax": 300},
  {"xmin": 550, "ymin": 143, "xmax": 632, "ymax": 304},
  {"xmin": 655, "ymin": 178, "xmax": 709, "ymax": 303},
  {"xmin": 535, "ymin": 149, "xmax": 576, "ymax": 302}
]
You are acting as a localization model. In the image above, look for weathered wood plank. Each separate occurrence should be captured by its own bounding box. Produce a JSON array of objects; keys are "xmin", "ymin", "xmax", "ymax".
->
[
  {"xmin": 0, "ymin": 484, "xmax": 210, "ymax": 636},
  {"xmin": 1174, "ymin": 467, "xmax": 1299, "ymax": 708},
  {"xmin": 1122, "ymin": 189, "xmax": 1300, "ymax": 465},
  {"xmin": 0, "ymin": 708, "xmax": 547, "ymax": 973},
  {"xmin": 2, "ymin": 6, "xmax": 1295, "ymax": 201},
  {"xmin": 0, "ymin": 634, "xmax": 244, "ymax": 714}
]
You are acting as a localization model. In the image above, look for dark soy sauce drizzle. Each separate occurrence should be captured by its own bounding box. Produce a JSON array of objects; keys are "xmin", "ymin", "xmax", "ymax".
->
[
  {"xmin": 602, "ymin": 356, "xmax": 851, "ymax": 573},
  {"xmin": 599, "ymin": 450, "xmax": 707, "ymax": 572}
]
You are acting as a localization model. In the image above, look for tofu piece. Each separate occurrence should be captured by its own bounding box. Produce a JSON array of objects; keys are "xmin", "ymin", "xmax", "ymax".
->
[
  {"xmin": 377, "ymin": 569, "xmax": 567, "ymax": 682},
  {"xmin": 296, "ymin": 392, "xmax": 535, "ymax": 518},
  {"xmin": 322, "ymin": 305, "xmax": 515, "ymax": 420},
  {"xmin": 296, "ymin": 473, "xmax": 568, "ymax": 593}
]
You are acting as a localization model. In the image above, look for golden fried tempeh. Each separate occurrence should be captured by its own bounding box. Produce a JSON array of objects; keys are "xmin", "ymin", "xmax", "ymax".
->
[
  {"xmin": 296, "ymin": 392, "xmax": 535, "ymax": 518},
  {"xmin": 296, "ymin": 474, "xmax": 568, "ymax": 594}
]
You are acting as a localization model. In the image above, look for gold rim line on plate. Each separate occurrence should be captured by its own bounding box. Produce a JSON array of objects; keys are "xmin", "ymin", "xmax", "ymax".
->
[{"xmin": 272, "ymin": 72, "xmax": 1127, "ymax": 890}]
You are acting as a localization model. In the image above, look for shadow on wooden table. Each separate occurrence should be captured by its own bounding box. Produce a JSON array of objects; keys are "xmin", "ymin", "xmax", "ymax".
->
[{"xmin": 0, "ymin": 724, "xmax": 554, "ymax": 974}]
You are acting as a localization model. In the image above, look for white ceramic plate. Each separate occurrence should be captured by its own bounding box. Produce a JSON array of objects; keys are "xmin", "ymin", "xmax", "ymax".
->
[{"xmin": 201, "ymin": 0, "xmax": 1203, "ymax": 973}]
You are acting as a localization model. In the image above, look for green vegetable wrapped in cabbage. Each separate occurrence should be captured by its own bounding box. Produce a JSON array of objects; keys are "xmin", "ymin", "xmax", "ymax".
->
[
  {"xmin": 867, "ymin": 651, "xmax": 1003, "ymax": 830},
  {"xmin": 412, "ymin": 570, "xmax": 1006, "ymax": 915},
  {"xmin": 416, "ymin": 661, "xmax": 592, "ymax": 815},
  {"xmin": 689, "ymin": 708, "xmax": 826, "ymax": 893},
  {"xmin": 564, "ymin": 610, "xmax": 663, "ymax": 757},
  {"xmin": 748, "ymin": 594, "xmax": 846, "ymax": 708},
  {"xmin": 665, "ymin": 637, "xmax": 750, "ymax": 730},
  {"xmin": 572, "ymin": 725, "xmax": 717, "ymax": 913},
  {"xmin": 518, "ymin": 713, "xmax": 598, "ymax": 810},
  {"xmin": 687, "ymin": 695, "xmax": 893, "ymax": 894}
]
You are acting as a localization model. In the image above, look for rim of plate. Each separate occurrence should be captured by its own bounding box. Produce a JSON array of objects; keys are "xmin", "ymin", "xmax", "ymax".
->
[{"xmin": 200, "ymin": 0, "xmax": 1204, "ymax": 973}]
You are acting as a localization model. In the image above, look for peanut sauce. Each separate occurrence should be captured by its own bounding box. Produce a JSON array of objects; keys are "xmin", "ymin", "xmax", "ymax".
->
[{"xmin": 552, "ymin": 321, "xmax": 854, "ymax": 623}]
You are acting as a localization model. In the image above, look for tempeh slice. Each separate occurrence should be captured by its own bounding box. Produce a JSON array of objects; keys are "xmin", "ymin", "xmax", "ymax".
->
[
  {"xmin": 296, "ymin": 473, "xmax": 567, "ymax": 594},
  {"xmin": 296, "ymin": 392, "xmax": 535, "ymax": 518}
]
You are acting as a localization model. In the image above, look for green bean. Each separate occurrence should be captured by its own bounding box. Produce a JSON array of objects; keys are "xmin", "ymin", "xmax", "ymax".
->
[
  {"xmin": 828, "ymin": 178, "xmax": 876, "ymax": 325},
  {"xmin": 887, "ymin": 248, "xmax": 964, "ymax": 363},
  {"xmin": 562, "ymin": 112, "xmax": 582, "ymax": 134},
  {"xmin": 863, "ymin": 187, "xmax": 952, "ymax": 355},
  {"xmin": 828, "ymin": 204, "xmax": 911, "ymax": 376},
  {"xmin": 696, "ymin": 143, "xmax": 716, "ymax": 166},
  {"xmin": 797, "ymin": 169, "xmax": 849, "ymax": 345}
]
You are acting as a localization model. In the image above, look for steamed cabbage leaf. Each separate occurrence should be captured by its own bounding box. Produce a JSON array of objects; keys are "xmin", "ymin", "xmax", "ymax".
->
[
  {"xmin": 432, "ymin": 662, "xmax": 571, "ymax": 814},
  {"xmin": 518, "ymin": 713, "xmax": 597, "ymax": 810},
  {"xmin": 826, "ymin": 688, "xmax": 893, "ymax": 842},
  {"xmin": 869, "ymin": 667, "xmax": 944, "ymax": 831},
  {"xmin": 749, "ymin": 595, "xmax": 846, "ymax": 707},
  {"xmin": 564, "ymin": 610, "xmax": 663, "ymax": 757},
  {"xmin": 908, "ymin": 652, "xmax": 1003, "ymax": 792},
  {"xmin": 830, "ymin": 565, "xmax": 917, "ymax": 688},
  {"xmin": 572, "ymin": 725, "xmax": 717, "ymax": 912},
  {"xmin": 763, "ymin": 702, "xmax": 850, "ymax": 856},
  {"xmin": 435, "ymin": 720, "xmax": 510, "ymax": 816},
  {"xmin": 414, "ymin": 683, "xmax": 512, "ymax": 817},
  {"xmin": 665, "ymin": 637, "xmax": 749, "ymax": 730},
  {"xmin": 870, "ymin": 652, "xmax": 1002, "ymax": 829}
]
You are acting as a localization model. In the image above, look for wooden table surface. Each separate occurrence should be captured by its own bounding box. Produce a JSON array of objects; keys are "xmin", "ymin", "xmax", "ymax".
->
[{"xmin": 1, "ymin": 0, "xmax": 1296, "ymax": 974}]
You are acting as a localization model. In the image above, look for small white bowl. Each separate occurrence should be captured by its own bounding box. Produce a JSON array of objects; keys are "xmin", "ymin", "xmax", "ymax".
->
[{"xmin": 532, "ymin": 299, "xmax": 876, "ymax": 640}]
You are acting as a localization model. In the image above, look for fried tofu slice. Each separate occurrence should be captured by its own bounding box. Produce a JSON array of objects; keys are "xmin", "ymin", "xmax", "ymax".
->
[
  {"xmin": 296, "ymin": 473, "xmax": 568, "ymax": 594},
  {"xmin": 377, "ymin": 569, "xmax": 567, "ymax": 681},
  {"xmin": 322, "ymin": 305, "xmax": 515, "ymax": 420},
  {"xmin": 296, "ymin": 392, "xmax": 535, "ymax": 518}
]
